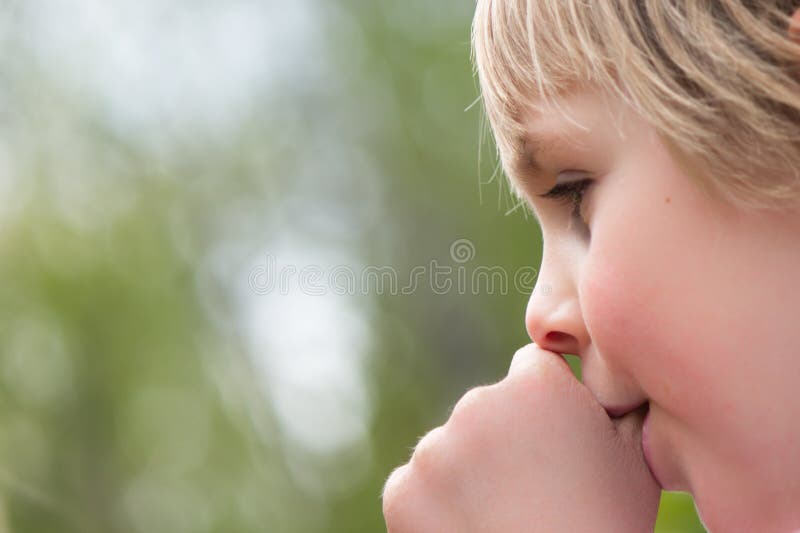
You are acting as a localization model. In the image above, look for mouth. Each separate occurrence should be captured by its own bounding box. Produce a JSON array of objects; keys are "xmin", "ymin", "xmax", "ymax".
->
[
  {"xmin": 640, "ymin": 403, "xmax": 665, "ymax": 489},
  {"xmin": 608, "ymin": 401, "xmax": 667, "ymax": 490},
  {"xmin": 602, "ymin": 401, "xmax": 664, "ymax": 488},
  {"xmin": 608, "ymin": 402, "xmax": 663, "ymax": 490},
  {"xmin": 604, "ymin": 400, "xmax": 649, "ymax": 420},
  {"xmin": 606, "ymin": 401, "xmax": 650, "ymax": 440}
]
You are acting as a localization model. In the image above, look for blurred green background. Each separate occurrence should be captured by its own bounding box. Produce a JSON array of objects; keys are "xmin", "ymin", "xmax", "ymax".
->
[{"xmin": 0, "ymin": 0, "xmax": 705, "ymax": 531}]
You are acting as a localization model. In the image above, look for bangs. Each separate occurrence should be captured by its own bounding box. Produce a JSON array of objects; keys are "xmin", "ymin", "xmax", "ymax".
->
[{"xmin": 472, "ymin": 0, "xmax": 626, "ymax": 172}]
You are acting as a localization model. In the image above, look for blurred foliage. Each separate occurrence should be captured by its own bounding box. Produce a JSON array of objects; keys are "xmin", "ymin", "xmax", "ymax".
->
[{"xmin": 0, "ymin": 0, "xmax": 705, "ymax": 531}]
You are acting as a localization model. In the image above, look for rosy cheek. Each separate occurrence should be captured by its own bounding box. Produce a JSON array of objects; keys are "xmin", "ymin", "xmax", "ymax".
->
[
  {"xmin": 580, "ymin": 243, "xmax": 689, "ymax": 409},
  {"xmin": 580, "ymin": 239, "xmax": 712, "ymax": 427},
  {"xmin": 581, "ymin": 254, "xmax": 649, "ymax": 371}
]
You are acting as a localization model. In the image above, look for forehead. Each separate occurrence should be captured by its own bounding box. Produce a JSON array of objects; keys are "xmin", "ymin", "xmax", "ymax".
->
[
  {"xmin": 519, "ymin": 89, "xmax": 628, "ymax": 145},
  {"xmin": 511, "ymin": 89, "xmax": 630, "ymax": 176}
]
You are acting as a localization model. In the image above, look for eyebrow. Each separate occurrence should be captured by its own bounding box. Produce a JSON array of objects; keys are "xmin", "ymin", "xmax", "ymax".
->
[{"xmin": 509, "ymin": 132, "xmax": 570, "ymax": 195}]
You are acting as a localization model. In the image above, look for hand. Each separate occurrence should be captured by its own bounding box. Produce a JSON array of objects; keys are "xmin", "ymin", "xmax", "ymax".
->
[{"xmin": 382, "ymin": 343, "xmax": 661, "ymax": 532}]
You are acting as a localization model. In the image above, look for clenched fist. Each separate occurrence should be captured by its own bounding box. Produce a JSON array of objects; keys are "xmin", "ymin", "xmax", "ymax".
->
[{"xmin": 382, "ymin": 344, "xmax": 660, "ymax": 532}]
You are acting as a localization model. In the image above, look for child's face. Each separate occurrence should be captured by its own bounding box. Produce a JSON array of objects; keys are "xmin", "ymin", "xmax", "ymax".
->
[{"xmin": 519, "ymin": 88, "xmax": 800, "ymax": 531}]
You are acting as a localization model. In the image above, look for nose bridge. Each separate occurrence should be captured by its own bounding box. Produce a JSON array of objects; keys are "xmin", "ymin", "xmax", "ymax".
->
[{"xmin": 526, "ymin": 241, "xmax": 587, "ymax": 354}]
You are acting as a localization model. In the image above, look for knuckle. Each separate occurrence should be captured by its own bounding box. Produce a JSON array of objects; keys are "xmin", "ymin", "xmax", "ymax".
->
[
  {"xmin": 503, "ymin": 348, "xmax": 574, "ymax": 413},
  {"xmin": 409, "ymin": 425, "xmax": 448, "ymax": 472},
  {"xmin": 509, "ymin": 344, "xmax": 571, "ymax": 386},
  {"xmin": 446, "ymin": 385, "xmax": 503, "ymax": 460},
  {"xmin": 382, "ymin": 464, "xmax": 411, "ymax": 522},
  {"xmin": 448, "ymin": 384, "xmax": 494, "ymax": 428}
]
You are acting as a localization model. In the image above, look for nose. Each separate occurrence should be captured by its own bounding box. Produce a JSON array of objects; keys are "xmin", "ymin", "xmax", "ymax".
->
[{"xmin": 525, "ymin": 246, "xmax": 588, "ymax": 356}]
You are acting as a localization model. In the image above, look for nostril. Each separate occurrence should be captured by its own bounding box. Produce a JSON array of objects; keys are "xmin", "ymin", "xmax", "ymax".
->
[
  {"xmin": 545, "ymin": 331, "xmax": 570, "ymax": 344},
  {"xmin": 540, "ymin": 331, "xmax": 582, "ymax": 380}
]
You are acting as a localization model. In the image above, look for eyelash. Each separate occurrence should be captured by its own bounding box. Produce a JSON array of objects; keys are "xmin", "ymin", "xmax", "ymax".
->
[{"xmin": 538, "ymin": 178, "xmax": 593, "ymax": 220}]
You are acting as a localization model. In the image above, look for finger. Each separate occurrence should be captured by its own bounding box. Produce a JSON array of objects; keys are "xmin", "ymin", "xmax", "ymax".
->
[
  {"xmin": 508, "ymin": 343, "xmax": 571, "ymax": 378},
  {"xmin": 382, "ymin": 461, "xmax": 463, "ymax": 533},
  {"xmin": 383, "ymin": 463, "xmax": 411, "ymax": 502},
  {"xmin": 383, "ymin": 464, "xmax": 417, "ymax": 533}
]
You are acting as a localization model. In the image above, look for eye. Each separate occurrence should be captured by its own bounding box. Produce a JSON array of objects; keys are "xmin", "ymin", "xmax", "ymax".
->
[{"xmin": 538, "ymin": 177, "xmax": 593, "ymax": 222}]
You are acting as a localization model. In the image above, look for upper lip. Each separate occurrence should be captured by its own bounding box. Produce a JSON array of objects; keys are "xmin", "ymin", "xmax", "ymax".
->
[{"xmin": 603, "ymin": 401, "xmax": 648, "ymax": 419}]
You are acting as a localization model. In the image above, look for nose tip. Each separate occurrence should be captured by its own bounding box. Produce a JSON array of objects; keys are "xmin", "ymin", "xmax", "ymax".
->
[{"xmin": 525, "ymin": 283, "xmax": 585, "ymax": 356}]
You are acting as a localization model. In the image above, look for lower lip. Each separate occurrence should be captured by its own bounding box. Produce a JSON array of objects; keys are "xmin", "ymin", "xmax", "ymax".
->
[{"xmin": 641, "ymin": 408, "xmax": 665, "ymax": 489}]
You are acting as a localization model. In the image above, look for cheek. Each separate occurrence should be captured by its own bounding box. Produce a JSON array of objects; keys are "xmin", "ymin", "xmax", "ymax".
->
[
  {"xmin": 575, "ymin": 134, "xmax": 733, "ymax": 424},
  {"xmin": 577, "ymin": 188, "xmax": 770, "ymax": 470},
  {"xmin": 573, "ymin": 123, "xmax": 800, "ymax": 515},
  {"xmin": 579, "ymin": 248, "xmax": 685, "ymax": 401},
  {"xmin": 577, "ymin": 200, "xmax": 718, "ymax": 424}
]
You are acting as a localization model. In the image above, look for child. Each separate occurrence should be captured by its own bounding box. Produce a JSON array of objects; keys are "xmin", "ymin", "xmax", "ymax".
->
[{"xmin": 383, "ymin": 1, "xmax": 800, "ymax": 532}]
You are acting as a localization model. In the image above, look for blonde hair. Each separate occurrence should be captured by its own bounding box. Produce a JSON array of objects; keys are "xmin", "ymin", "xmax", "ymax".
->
[{"xmin": 472, "ymin": 0, "xmax": 800, "ymax": 209}]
